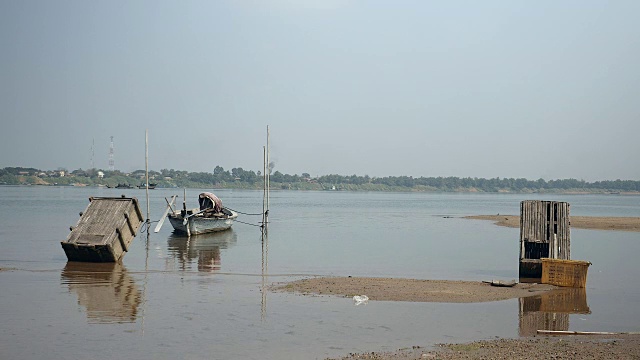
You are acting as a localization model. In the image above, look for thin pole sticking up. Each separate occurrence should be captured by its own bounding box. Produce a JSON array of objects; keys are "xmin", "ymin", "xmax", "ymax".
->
[
  {"xmin": 142, "ymin": 129, "xmax": 150, "ymax": 335},
  {"xmin": 261, "ymin": 220, "xmax": 269, "ymax": 320},
  {"xmin": 266, "ymin": 125, "xmax": 270, "ymax": 226},
  {"xmin": 183, "ymin": 188, "xmax": 190, "ymax": 237},
  {"xmin": 145, "ymin": 129, "xmax": 150, "ymax": 227},
  {"xmin": 262, "ymin": 145, "xmax": 266, "ymax": 227},
  {"xmin": 261, "ymin": 126, "xmax": 270, "ymax": 318}
]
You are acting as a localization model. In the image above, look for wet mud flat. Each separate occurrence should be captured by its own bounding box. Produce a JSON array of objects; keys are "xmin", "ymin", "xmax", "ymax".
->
[
  {"xmin": 329, "ymin": 334, "xmax": 640, "ymax": 360},
  {"xmin": 465, "ymin": 215, "xmax": 640, "ymax": 232},
  {"xmin": 272, "ymin": 277, "xmax": 557, "ymax": 303},
  {"xmin": 275, "ymin": 277, "xmax": 640, "ymax": 359}
]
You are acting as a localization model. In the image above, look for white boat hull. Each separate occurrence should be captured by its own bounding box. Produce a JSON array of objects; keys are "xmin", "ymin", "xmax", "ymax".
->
[{"xmin": 168, "ymin": 209, "xmax": 238, "ymax": 235}]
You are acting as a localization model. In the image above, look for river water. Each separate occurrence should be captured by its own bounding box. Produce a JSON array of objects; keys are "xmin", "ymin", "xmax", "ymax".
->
[{"xmin": 1, "ymin": 186, "xmax": 639, "ymax": 359}]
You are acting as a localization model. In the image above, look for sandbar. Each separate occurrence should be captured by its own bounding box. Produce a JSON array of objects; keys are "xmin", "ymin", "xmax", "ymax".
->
[
  {"xmin": 273, "ymin": 277, "xmax": 556, "ymax": 303},
  {"xmin": 465, "ymin": 215, "xmax": 640, "ymax": 232}
]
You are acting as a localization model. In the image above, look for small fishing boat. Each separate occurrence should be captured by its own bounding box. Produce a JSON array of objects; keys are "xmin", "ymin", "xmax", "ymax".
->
[
  {"xmin": 113, "ymin": 183, "xmax": 133, "ymax": 189},
  {"xmin": 139, "ymin": 183, "xmax": 157, "ymax": 189},
  {"xmin": 162, "ymin": 192, "xmax": 237, "ymax": 236}
]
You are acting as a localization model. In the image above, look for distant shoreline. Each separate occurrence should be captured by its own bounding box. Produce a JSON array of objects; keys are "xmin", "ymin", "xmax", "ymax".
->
[
  {"xmin": 2, "ymin": 167, "xmax": 640, "ymax": 194},
  {"xmin": 465, "ymin": 215, "xmax": 640, "ymax": 232},
  {"xmin": 2, "ymin": 183, "xmax": 640, "ymax": 196}
]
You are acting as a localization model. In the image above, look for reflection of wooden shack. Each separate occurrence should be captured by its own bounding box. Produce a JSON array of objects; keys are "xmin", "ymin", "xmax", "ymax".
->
[
  {"xmin": 519, "ymin": 288, "xmax": 590, "ymax": 336},
  {"xmin": 61, "ymin": 197, "xmax": 143, "ymax": 262},
  {"xmin": 61, "ymin": 262, "xmax": 142, "ymax": 323},
  {"xmin": 519, "ymin": 200, "xmax": 570, "ymax": 278}
]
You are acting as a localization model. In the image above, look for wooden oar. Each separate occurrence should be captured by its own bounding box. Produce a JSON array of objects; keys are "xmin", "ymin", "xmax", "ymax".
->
[
  {"xmin": 164, "ymin": 196, "xmax": 176, "ymax": 213},
  {"xmin": 154, "ymin": 195, "xmax": 177, "ymax": 233}
]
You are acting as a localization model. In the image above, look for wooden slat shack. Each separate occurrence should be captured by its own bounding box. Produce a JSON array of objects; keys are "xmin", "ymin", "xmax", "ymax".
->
[
  {"xmin": 61, "ymin": 196, "xmax": 143, "ymax": 262},
  {"xmin": 519, "ymin": 200, "xmax": 570, "ymax": 278}
]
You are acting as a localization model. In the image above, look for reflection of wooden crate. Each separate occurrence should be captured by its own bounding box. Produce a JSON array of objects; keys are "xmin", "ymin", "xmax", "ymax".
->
[
  {"xmin": 61, "ymin": 262, "xmax": 141, "ymax": 323},
  {"xmin": 541, "ymin": 258, "xmax": 591, "ymax": 288}
]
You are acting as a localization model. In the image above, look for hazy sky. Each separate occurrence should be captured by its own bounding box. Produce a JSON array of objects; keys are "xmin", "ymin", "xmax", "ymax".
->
[{"xmin": 1, "ymin": 1, "xmax": 638, "ymax": 181}]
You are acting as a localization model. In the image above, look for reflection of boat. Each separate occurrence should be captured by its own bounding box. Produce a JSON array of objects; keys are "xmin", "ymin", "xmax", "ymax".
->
[
  {"xmin": 168, "ymin": 192, "xmax": 238, "ymax": 236},
  {"xmin": 60, "ymin": 262, "xmax": 142, "ymax": 323},
  {"xmin": 167, "ymin": 230, "xmax": 237, "ymax": 272},
  {"xmin": 519, "ymin": 288, "xmax": 590, "ymax": 336}
]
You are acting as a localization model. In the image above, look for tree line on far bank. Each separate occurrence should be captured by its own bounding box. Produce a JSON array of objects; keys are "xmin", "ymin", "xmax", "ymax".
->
[{"xmin": 1, "ymin": 166, "xmax": 639, "ymax": 193}]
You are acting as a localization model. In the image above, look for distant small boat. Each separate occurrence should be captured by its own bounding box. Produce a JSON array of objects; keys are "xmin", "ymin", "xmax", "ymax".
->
[
  {"xmin": 165, "ymin": 192, "xmax": 237, "ymax": 236},
  {"xmin": 139, "ymin": 183, "xmax": 157, "ymax": 189},
  {"xmin": 114, "ymin": 183, "xmax": 133, "ymax": 189}
]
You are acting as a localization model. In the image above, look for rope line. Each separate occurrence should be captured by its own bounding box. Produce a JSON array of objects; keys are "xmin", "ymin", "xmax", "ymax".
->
[
  {"xmin": 233, "ymin": 219, "xmax": 264, "ymax": 228},
  {"xmin": 224, "ymin": 206, "xmax": 264, "ymax": 216},
  {"xmin": 139, "ymin": 220, "xmax": 159, "ymax": 234}
]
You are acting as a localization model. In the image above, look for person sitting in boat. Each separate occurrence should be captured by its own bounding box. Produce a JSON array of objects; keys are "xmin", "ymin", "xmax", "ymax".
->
[{"xmin": 198, "ymin": 192, "xmax": 224, "ymax": 217}]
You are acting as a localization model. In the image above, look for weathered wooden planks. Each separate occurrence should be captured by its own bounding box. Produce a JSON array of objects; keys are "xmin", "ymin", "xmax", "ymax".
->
[
  {"xmin": 61, "ymin": 196, "xmax": 143, "ymax": 262},
  {"xmin": 519, "ymin": 200, "xmax": 571, "ymax": 278}
]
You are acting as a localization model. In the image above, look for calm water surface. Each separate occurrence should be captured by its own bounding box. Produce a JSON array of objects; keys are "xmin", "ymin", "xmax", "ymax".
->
[{"xmin": 1, "ymin": 186, "xmax": 639, "ymax": 359}]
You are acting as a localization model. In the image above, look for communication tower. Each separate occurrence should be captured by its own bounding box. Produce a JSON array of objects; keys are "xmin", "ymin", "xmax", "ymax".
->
[
  {"xmin": 90, "ymin": 138, "xmax": 95, "ymax": 169},
  {"xmin": 109, "ymin": 136, "xmax": 115, "ymax": 171}
]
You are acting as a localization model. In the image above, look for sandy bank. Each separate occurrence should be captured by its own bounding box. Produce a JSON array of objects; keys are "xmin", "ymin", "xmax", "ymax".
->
[
  {"xmin": 273, "ymin": 277, "xmax": 557, "ymax": 303},
  {"xmin": 329, "ymin": 334, "xmax": 640, "ymax": 359},
  {"xmin": 465, "ymin": 215, "xmax": 640, "ymax": 232},
  {"xmin": 272, "ymin": 277, "xmax": 640, "ymax": 359}
]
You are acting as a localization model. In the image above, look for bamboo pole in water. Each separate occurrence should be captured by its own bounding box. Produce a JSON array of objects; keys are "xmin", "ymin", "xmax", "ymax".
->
[
  {"xmin": 142, "ymin": 129, "xmax": 150, "ymax": 334},
  {"xmin": 260, "ymin": 126, "xmax": 271, "ymax": 230},
  {"xmin": 266, "ymin": 125, "xmax": 270, "ymax": 226},
  {"xmin": 262, "ymin": 145, "xmax": 266, "ymax": 227},
  {"xmin": 145, "ymin": 129, "xmax": 150, "ymax": 226}
]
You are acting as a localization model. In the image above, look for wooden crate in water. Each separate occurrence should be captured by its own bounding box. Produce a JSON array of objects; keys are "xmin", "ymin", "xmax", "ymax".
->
[
  {"xmin": 541, "ymin": 258, "xmax": 591, "ymax": 288},
  {"xmin": 61, "ymin": 197, "xmax": 144, "ymax": 262}
]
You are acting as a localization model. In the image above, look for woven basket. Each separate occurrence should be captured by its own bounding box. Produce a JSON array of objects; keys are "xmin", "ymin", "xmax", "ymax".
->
[{"xmin": 541, "ymin": 258, "xmax": 591, "ymax": 288}]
